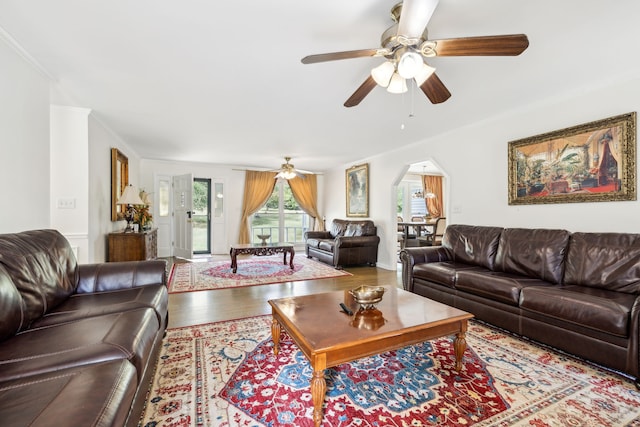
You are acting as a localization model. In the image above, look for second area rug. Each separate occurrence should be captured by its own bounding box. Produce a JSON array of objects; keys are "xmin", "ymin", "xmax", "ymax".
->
[
  {"xmin": 140, "ymin": 315, "xmax": 640, "ymax": 426},
  {"xmin": 168, "ymin": 256, "xmax": 352, "ymax": 293}
]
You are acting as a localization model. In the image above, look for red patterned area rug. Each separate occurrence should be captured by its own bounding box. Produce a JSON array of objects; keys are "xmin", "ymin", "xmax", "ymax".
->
[
  {"xmin": 140, "ymin": 316, "xmax": 640, "ymax": 426},
  {"xmin": 167, "ymin": 256, "xmax": 352, "ymax": 293}
]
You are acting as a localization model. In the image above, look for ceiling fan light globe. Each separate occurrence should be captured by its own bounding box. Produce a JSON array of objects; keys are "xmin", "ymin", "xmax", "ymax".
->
[
  {"xmin": 276, "ymin": 170, "xmax": 296, "ymax": 180},
  {"xmin": 387, "ymin": 73, "xmax": 408, "ymax": 94},
  {"xmin": 371, "ymin": 61, "xmax": 395, "ymax": 87},
  {"xmin": 397, "ymin": 51, "xmax": 424, "ymax": 79},
  {"xmin": 414, "ymin": 62, "xmax": 436, "ymax": 85}
]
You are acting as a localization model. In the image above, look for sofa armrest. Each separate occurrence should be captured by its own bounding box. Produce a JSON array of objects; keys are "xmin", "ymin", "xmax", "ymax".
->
[
  {"xmin": 305, "ymin": 231, "xmax": 332, "ymax": 240},
  {"xmin": 400, "ymin": 246, "xmax": 451, "ymax": 291},
  {"xmin": 76, "ymin": 260, "xmax": 167, "ymax": 294},
  {"xmin": 335, "ymin": 235, "xmax": 380, "ymax": 248}
]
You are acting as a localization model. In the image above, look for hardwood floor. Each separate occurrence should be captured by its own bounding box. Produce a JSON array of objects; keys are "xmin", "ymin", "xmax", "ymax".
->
[{"xmin": 166, "ymin": 255, "xmax": 403, "ymax": 329}]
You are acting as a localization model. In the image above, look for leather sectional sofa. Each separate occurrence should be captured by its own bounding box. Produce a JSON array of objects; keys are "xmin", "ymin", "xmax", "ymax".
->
[
  {"xmin": 0, "ymin": 229, "xmax": 168, "ymax": 426},
  {"xmin": 305, "ymin": 219, "xmax": 380, "ymax": 269},
  {"xmin": 400, "ymin": 224, "xmax": 640, "ymax": 387}
]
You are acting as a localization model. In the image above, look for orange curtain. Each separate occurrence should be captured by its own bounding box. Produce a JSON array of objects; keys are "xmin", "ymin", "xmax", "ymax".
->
[
  {"xmin": 288, "ymin": 174, "xmax": 325, "ymax": 231},
  {"xmin": 423, "ymin": 175, "xmax": 443, "ymax": 217},
  {"xmin": 238, "ymin": 171, "xmax": 277, "ymax": 243}
]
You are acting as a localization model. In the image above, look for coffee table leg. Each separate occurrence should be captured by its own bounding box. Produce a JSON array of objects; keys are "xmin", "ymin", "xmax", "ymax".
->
[
  {"xmin": 230, "ymin": 248, "xmax": 238, "ymax": 273},
  {"xmin": 289, "ymin": 248, "xmax": 295, "ymax": 270},
  {"xmin": 271, "ymin": 318, "xmax": 281, "ymax": 355},
  {"xmin": 453, "ymin": 329, "xmax": 467, "ymax": 372},
  {"xmin": 311, "ymin": 369, "xmax": 326, "ymax": 427}
]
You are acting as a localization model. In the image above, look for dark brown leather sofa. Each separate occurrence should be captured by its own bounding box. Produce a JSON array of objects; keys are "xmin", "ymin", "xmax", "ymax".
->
[
  {"xmin": 400, "ymin": 224, "xmax": 640, "ymax": 388},
  {"xmin": 305, "ymin": 219, "xmax": 380, "ymax": 269},
  {"xmin": 0, "ymin": 229, "xmax": 168, "ymax": 426}
]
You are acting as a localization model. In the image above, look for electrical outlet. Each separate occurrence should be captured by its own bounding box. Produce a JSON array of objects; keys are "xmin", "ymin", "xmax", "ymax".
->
[{"xmin": 57, "ymin": 198, "xmax": 76, "ymax": 209}]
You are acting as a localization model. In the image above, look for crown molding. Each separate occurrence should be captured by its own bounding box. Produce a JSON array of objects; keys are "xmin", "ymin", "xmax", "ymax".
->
[{"xmin": 0, "ymin": 24, "xmax": 55, "ymax": 81}]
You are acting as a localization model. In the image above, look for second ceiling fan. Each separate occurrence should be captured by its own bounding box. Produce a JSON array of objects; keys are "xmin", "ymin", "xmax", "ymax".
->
[{"xmin": 301, "ymin": 0, "xmax": 529, "ymax": 107}]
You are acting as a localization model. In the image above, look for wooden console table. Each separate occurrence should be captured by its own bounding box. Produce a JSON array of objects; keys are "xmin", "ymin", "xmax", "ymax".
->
[{"xmin": 108, "ymin": 228, "xmax": 157, "ymax": 262}]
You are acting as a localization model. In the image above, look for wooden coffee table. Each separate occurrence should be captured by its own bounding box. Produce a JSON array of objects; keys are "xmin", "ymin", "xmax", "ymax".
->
[
  {"xmin": 229, "ymin": 243, "xmax": 294, "ymax": 273},
  {"xmin": 268, "ymin": 288, "xmax": 473, "ymax": 427}
]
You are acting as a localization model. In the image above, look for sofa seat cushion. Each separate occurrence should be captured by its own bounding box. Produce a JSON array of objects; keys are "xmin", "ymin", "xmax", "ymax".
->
[
  {"xmin": 29, "ymin": 284, "xmax": 168, "ymax": 329},
  {"xmin": 413, "ymin": 262, "xmax": 485, "ymax": 289},
  {"xmin": 306, "ymin": 238, "xmax": 322, "ymax": 249},
  {"xmin": 520, "ymin": 285, "xmax": 636, "ymax": 337},
  {"xmin": 317, "ymin": 240, "xmax": 335, "ymax": 252},
  {"xmin": 0, "ymin": 360, "xmax": 137, "ymax": 427},
  {"xmin": 456, "ymin": 270, "xmax": 555, "ymax": 306},
  {"xmin": 0, "ymin": 308, "xmax": 160, "ymax": 382}
]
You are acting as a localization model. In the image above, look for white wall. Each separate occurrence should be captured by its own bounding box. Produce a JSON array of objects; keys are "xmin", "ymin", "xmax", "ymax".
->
[
  {"xmin": 50, "ymin": 105, "xmax": 90, "ymax": 263},
  {"xmin": 324, "ymin": 75, "xmax": 640, "ymax": 270},
  {"xmin": 0, "ymin": 36, "xmax": 50, "ymax": 233}
]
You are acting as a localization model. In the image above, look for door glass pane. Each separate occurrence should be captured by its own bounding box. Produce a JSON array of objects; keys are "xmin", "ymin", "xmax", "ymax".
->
[
  {"xmin": 158, "ymin": 179, "xmax": 170, "ymax": 217},
  {"xmin": 214, "ymin": 183, "xmax": 224, "ymax": 218},
  {"xmin": 193, "ymin": 179, "xmax": 210, "ymax": 253}
]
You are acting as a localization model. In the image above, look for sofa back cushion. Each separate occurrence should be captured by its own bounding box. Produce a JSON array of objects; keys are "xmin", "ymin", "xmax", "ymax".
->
[
  {"xmin": 0, "ymin": 266, "xmax": 24, "ymax": 341},
  {"xmin": 564, "ymin": 232, "xmax": 640, "ymax": 293},
  {"xmin": 494, "ymin": 228, "xmax": 569, "ymax": 284},
  {"xmin": 442, "ymin": 225, "xmax": 503, "ymax": 270},
  {"xmin": 0, "ymin": 229, "xmax": 78, "ymax": 330},
  {"xmin": 331, "ymin": 219, "xmax": 376, "ymax": 238}
]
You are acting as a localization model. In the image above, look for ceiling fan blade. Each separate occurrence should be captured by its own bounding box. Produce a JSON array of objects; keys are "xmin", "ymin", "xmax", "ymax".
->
[
  {"xmin": 344, "ymin": 76, "xmax": 378, "ymax": 108},
  {"xmin": 432, "ymin": 34, "xmax": 529, "ymax": 56},
  {"xmin": 301, "ymin": 49, "xmax": 383, "ymax": 64},
  {"xmin": 419, "ymin": 73, "xmax": 451, "ymax": 104},
  {"xmin": 397, "ymin": 0, "xmax": 440, "ymax": 41}
]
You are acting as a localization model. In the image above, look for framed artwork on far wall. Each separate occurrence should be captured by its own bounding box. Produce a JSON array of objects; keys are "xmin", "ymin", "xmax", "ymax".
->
[
  {"xmin": 346, "ymin": 163, "xmax": 369, "ymax": 217},
  {"xmin": 508, "ymin": 112, "xmax": 637, "ymax": 205}
]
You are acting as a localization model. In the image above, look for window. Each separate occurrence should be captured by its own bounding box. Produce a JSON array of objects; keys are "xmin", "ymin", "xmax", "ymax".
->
[
  {"xmin": 251, "ymin": 179, "xmax": 309, "ymax": 245},
  {"xmin": 398, "ymin": 180, "xmax": 428, "ymax": 219}
]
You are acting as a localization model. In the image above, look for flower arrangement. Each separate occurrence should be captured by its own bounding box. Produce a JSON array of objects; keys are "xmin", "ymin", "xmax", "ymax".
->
[{"xmin": 134, "ymin": 190, "xmax": 153, "ymax": 230}]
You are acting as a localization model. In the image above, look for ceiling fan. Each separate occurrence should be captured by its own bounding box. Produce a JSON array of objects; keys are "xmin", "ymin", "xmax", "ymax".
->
[
  {"xmin": 274, "ymin": 157, "xmax": 311, "ymax": 179},
  {"xmin": 301, "ymin": 0, "xmax": 529, "ymax": 107}
]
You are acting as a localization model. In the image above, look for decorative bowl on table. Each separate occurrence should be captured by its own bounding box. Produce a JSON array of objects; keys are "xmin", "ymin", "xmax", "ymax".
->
[
  {"xmin": 257, "ymin": 234, "xmax": 271, "ymax": 245},
  {"xmin": 349, "ymin": 285, "xmax": 385, "ymax": 309}
]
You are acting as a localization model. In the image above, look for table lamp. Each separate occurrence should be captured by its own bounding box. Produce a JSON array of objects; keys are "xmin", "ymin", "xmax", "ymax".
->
[{"xmin": 117, "ymin": 185, "xmax": 144, "ymax": 232}]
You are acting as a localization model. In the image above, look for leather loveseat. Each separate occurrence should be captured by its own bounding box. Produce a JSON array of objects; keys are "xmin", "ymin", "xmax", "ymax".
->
[
  {"xmin": 305, "ymin": 219, "xmax": 380, "ymax": 269},
  {"xmin": 0, "ymin": 229, "xmax": 168, "ymax": 426},
  {"xmin": 401, "ymin": 224, "xmax": 640, "ymax": 387}
]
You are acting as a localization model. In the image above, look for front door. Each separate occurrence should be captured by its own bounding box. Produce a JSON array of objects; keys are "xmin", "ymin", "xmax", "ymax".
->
[{"xmin": 173, "ymin": 173, "xmax": 193, "ymax": 259}]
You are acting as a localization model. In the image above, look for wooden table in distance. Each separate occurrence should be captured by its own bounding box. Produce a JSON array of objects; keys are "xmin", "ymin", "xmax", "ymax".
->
[
  {"xmin": 229, "ymin": 242, "xmax": 295, "ymax": 273},
  {"xmin": 268, "ymin": 288, "xmax": 474, "ymax": 427},
  {"xmin": 398, "ymin": 220, "xmax": 435, "ymax": 240}
]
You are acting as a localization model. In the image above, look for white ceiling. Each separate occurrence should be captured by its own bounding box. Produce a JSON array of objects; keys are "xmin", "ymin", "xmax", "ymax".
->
[{"xmin": 1, "ymin": 0, "xmax": 639, "ymax": 174}]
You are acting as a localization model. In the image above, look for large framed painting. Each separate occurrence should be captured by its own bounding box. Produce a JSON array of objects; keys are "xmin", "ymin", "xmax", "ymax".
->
[
  {"xmin": 508, "ymin": 112, "xmax": 636, "ymax": 205},
  {"xmin": 346, "ymin": 163, "xmax": 369, "ymax": 217}
]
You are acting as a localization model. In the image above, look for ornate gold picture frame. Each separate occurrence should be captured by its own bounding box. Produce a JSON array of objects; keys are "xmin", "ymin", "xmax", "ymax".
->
[
  {"xmin": 346, "ymin": 163, "xmax": 369, "ymax": 217},
  {"xmin": 508, "ymin": 112, "xmax": 636, "ymax": 205},
  {"xmin": 111, "ymin": 148, "xmax": 129, "ymax": 221}
]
